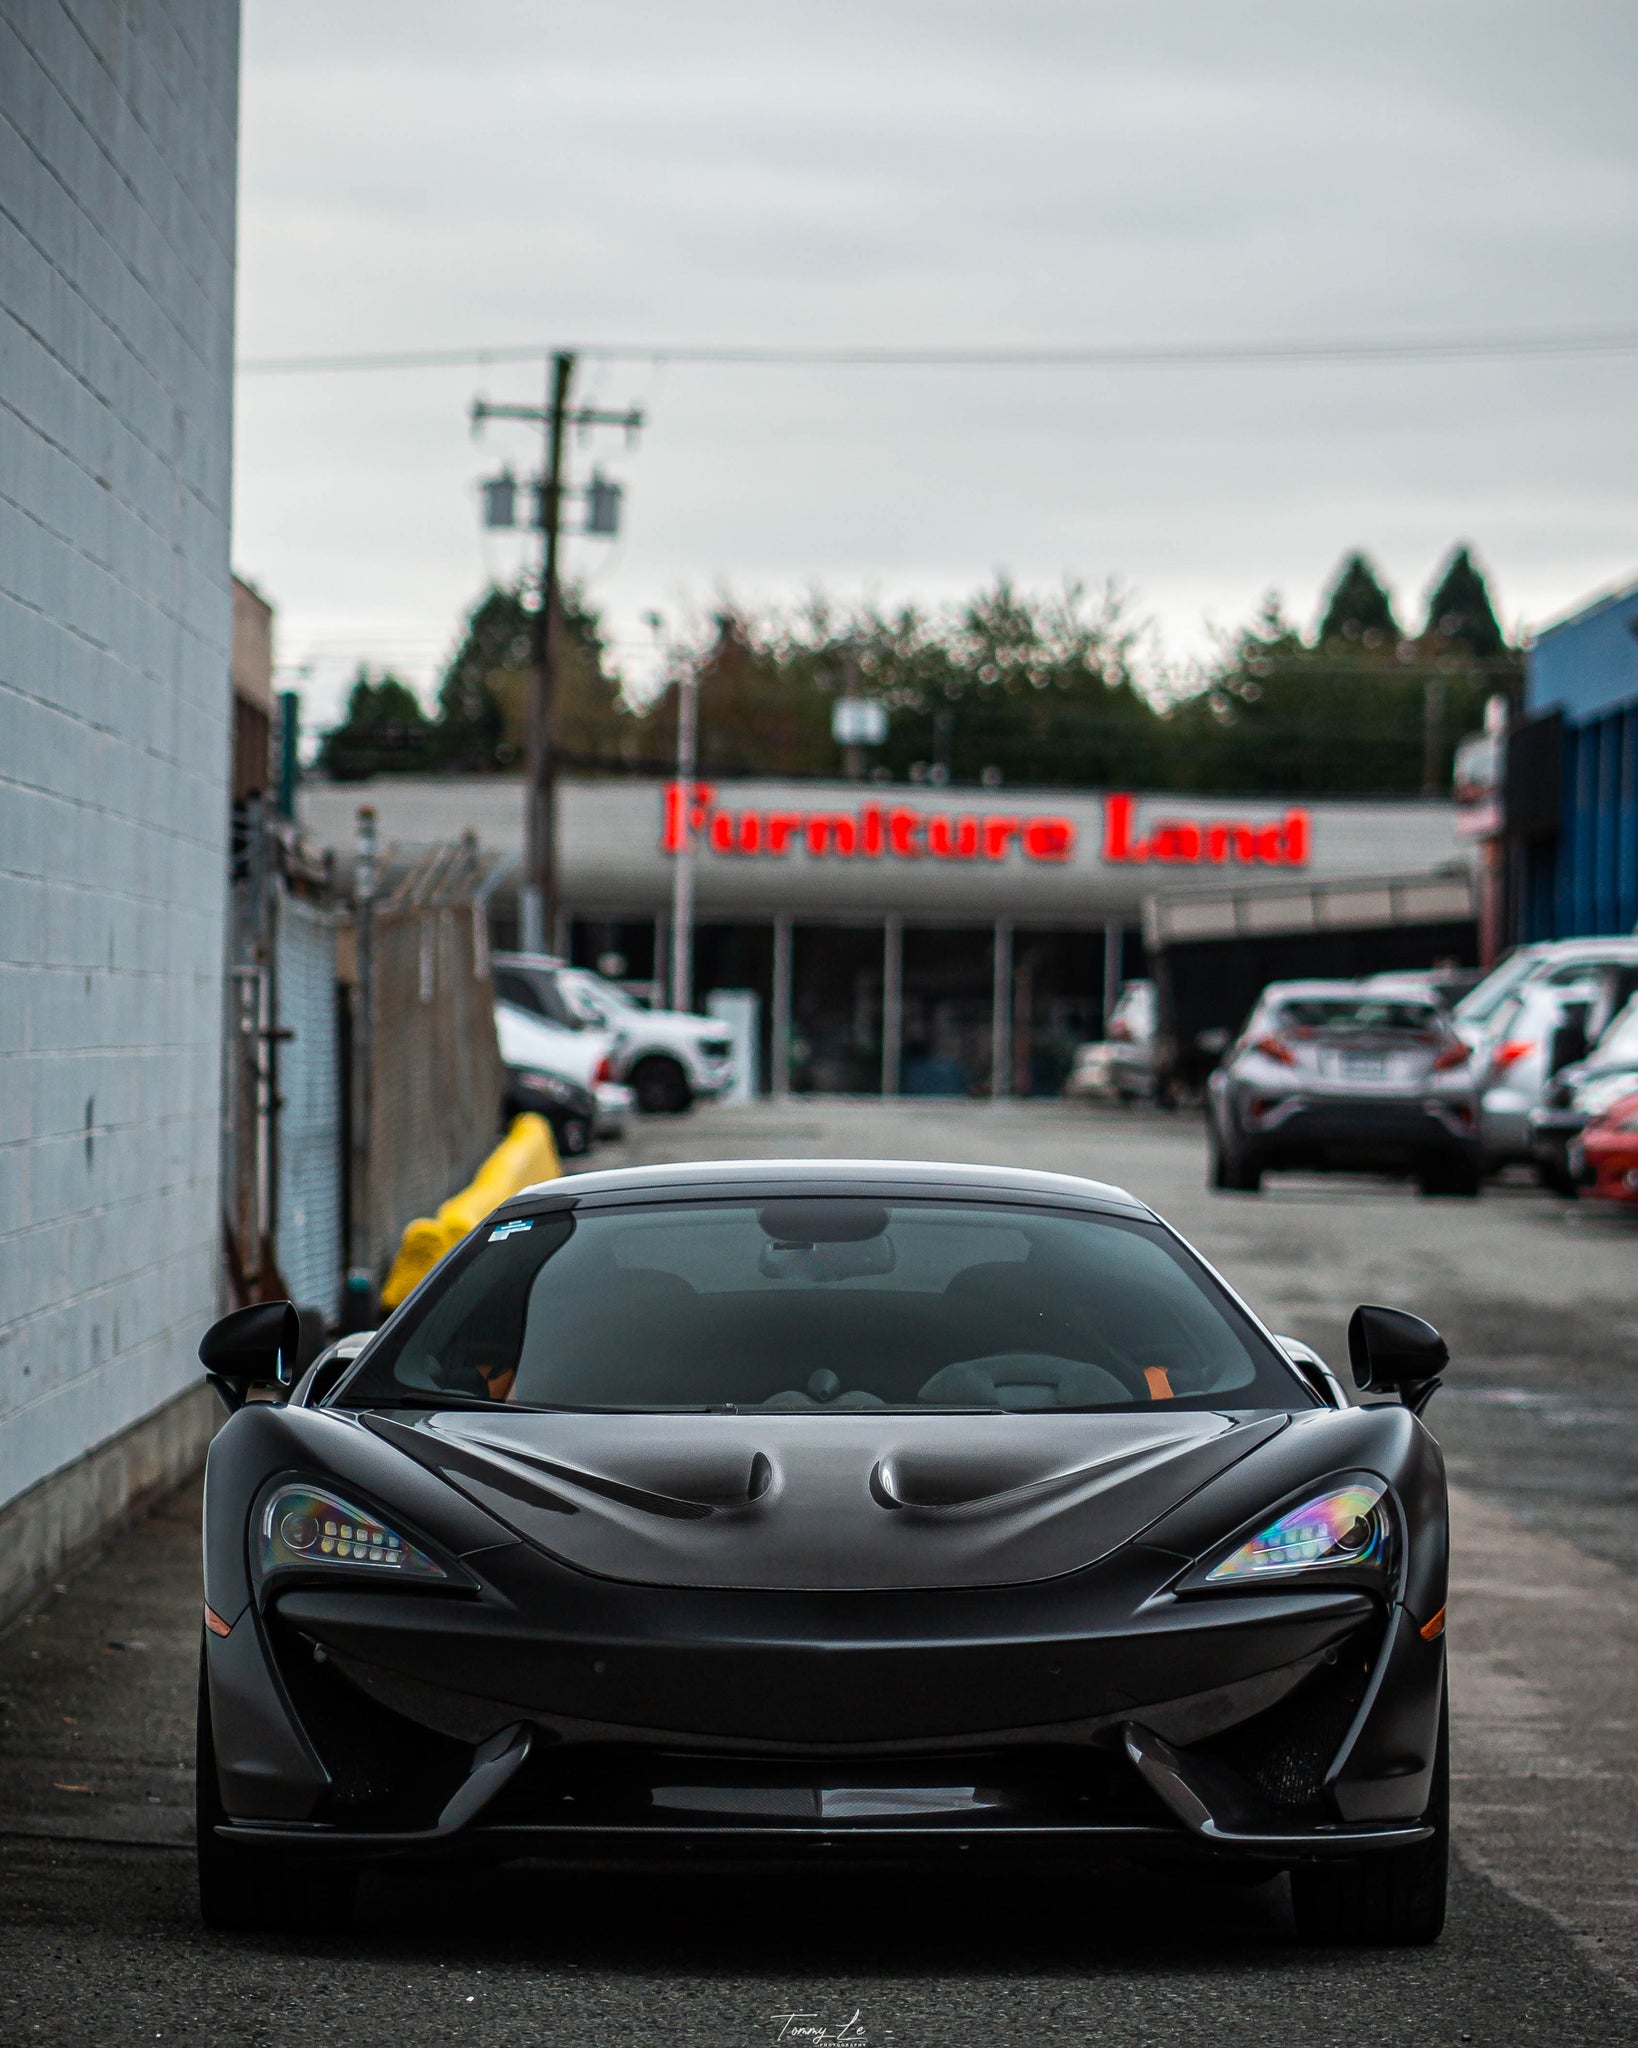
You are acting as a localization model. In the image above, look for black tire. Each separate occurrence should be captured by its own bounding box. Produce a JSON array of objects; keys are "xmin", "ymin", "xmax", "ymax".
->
[
  {"xmin": 631, "ymin": 1056, "xmax": 693, "ymax": 1116},
  {"xmin": 1209, "ymin": 1128, "xmax": 1262, "ymax": 1193},
  {"xmin": 554, "ymin": 1112, "xmax": 591, "ymax": 1158},
  {"xmin": 1535, "ymin": 1156, "xmax": 1578, "ymax": 1199},
  {"xmin": 197, "ymin": 1648, "xmax": 356, "ymax": 1934},
  {"xmin": 1419, "ymin": 1158, "xmax": 1482, "ymax": 1198},
  {"xmin": 1290, "ymin": 1686, "xmax": 1448, "ymax": 1947}
]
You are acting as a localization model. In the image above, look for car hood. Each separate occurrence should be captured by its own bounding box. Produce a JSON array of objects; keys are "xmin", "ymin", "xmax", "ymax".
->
[{"xmin": 365, "ymin": 1407, "xmax": 1288, "ymax": 1591}]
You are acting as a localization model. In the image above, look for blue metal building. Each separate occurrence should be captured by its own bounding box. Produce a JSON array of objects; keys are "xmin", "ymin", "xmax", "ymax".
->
[{"xmin": 1512, "ymin": 579, "xmax": 1638, "ymax": 939}]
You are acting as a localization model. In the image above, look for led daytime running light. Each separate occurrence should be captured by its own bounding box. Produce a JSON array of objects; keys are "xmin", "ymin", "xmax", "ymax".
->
[
  {"xmin": 259, "ymin": 1485, "xmax": 446, "ymax": 1580},
  {"xmin": 1207, "ymin": 1481, "xmax": 1387, "ymax": 1582}
]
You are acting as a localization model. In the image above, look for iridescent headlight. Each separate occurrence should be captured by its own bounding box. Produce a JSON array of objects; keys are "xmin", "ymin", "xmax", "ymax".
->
[
  {"xmin": 258, "ymin": 1484, "xmax": 447, "ymax": 1580},
  {"xmin": 1205, "ymin": 1480, "xmax": 1388, "ymax": 1583}
]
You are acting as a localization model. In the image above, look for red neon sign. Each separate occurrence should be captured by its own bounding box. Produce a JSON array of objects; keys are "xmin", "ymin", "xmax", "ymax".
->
[
  {"xmin": 661, "ymin": 783, "xmax": 1076, "ymax": 863},
  {"xmin": 659, "ymin": 786, "xmax": 1310, "ymax": 870},
  {"xmin": 1101, "ymin": 794, "xmax": 1309, "ymax": 867}
]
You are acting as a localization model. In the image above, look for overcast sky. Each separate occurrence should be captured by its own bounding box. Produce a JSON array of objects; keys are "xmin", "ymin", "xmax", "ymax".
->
[{"xmin": 234, "ymin": 0, "xmax": 1638, "ymax": 729}]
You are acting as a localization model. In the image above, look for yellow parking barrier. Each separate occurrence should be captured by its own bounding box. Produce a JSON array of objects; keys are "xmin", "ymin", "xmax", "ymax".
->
[{"xmin": 379, "ymin": 1113, "xmax": 560, "ymax": 1309}]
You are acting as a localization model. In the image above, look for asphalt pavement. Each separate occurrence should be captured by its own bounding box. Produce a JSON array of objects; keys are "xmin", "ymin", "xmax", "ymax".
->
[{"xmin": 2, "ymin": 1096, "xmax": 1634, "ymax": 2046}]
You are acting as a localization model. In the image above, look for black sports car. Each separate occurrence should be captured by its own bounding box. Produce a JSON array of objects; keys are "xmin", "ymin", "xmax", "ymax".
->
[{"xmin": 196, "ymin": 1159, "xmax": 1452, "ymax": 1944}]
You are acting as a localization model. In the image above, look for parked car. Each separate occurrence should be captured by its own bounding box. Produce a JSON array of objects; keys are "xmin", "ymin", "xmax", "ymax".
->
[
  {"xmin": 1527, "ymin": 993, "xmax": 1638, "ymax": 1193},
  {"xmin": 1105, "ymin": 980, "xmax": 1159, "ymax": 1100},
  {"xmin": 493, "ymin": 1000, "xmax": 632, "ymax": 1148},
  {"xmin": 1471, "ymin": 960, "xmax": 1638, "ymax": 1170},
  {"xmin": 197, "ymin": 1163, "xmax": 1454, "ymax": 1944},
  {"xmin": 1363, "ymin": 966, "xmax": 1485, "ymax": 1013},
  {"xmin": 1062, "ymin": 1040, "xmax": 1118, "ymax": 1101},
  {"xmin": 1570, "ymin": 1090, "xmax": 1638, "ymax": 1206},
  {"xmin": 1207, "ymin": 981, "xmax": 1481, "ymax": 1196},
  {"xmin": 1451, "ymin": 938, "xmax": 1638, "ymax": 1052},
  {"xmin": 501, "ymin": 1061, "xmax": 596, "ymax": 1160},
  {"xmin": 494, "ymin": 952, "xmax": 737, "ymax": 1115}
]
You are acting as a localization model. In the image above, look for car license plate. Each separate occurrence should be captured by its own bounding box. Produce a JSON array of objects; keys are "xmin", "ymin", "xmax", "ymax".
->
[{"xmin": 1344, "ymin": 1054, "xmax": 1385, "ymax": 1078}]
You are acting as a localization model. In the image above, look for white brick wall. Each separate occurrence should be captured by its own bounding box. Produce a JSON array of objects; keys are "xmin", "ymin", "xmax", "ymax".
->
[{"xmin": 0, "ymin": 0, "xmax": 240, "ymax": 1511}]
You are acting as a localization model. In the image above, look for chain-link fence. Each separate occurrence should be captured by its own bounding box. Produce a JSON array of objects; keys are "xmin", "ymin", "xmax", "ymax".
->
[
  {"xmin": 224, "ymin": 808, "xmax": 504, "ymax": 1328},
  {"xmin": 351, "ymin": 834, "xmax": 506, "ymax": 1293}
]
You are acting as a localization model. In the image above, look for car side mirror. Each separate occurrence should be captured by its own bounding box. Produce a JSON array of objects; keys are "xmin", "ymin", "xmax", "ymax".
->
[
  {"xmin": 199, "ymin": 1300, "xmax": 300, "ymax": 1412},
  {"xmin": 1347, "ymin": 1304, "xmax": 1448, "ymax": 1415}
]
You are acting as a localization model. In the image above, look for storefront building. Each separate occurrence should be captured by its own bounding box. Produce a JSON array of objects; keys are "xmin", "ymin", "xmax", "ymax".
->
[
  {"xmin": 303, "ymin": 775, "xmax": 1469, "ymax": 1096},
  {"xmin": 1507, "ymin": 578, "xmax": 1638, "ymax": 941}
]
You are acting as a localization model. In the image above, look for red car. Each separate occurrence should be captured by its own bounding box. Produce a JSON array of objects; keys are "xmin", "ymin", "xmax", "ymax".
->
[{"xmin": 1574, "ymin": 1091, "xmax": 1638, "ymax": 1205}]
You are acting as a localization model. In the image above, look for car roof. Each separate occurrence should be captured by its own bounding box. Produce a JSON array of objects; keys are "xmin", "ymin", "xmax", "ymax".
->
[
  {"xmin": 1259, "ymin": 979, "xmax": 1434, "ymax": 1001},
  {"xmin": 507, "ymin": 1156, "xmax": 1155, "ymax": 1220},
  {"xmin": 1527, "ymin": 937, "xmax": 1638, "ymax": 961}
]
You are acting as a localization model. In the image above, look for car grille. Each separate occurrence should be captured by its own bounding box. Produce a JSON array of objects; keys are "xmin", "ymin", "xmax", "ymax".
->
[{"xmin": 484, "ymin": 1742, "xmax": 1172, "ymax": 1833}]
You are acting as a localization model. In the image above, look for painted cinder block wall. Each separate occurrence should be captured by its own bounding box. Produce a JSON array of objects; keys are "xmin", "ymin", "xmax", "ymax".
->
[{"xmin": 0, "ymin": 0, "xmax": 241, "ymax": 1613}]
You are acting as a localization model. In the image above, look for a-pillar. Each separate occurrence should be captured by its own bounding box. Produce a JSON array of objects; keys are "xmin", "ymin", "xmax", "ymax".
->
[
  {"xmin": 991, "ymin": 918, "xmax": 1014, "ymax": 1098},
  {"xmin": 770, "ymin": 914, "xmax": 793, "ymax": 1097},
  {"xmin": 881, "ymin": 916, "xmax": 902, "ymax": 1097}
]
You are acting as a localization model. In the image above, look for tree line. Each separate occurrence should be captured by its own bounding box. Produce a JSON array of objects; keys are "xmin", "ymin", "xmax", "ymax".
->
[{"xmin": 317, "ymin": 545, "xmax": 1520, "ymax": 797}]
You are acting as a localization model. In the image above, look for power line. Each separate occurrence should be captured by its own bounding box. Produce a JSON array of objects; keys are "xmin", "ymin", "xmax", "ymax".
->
[{"xmin": 236, "ymin": 324, "xmax": 1638, "ymax": 378}]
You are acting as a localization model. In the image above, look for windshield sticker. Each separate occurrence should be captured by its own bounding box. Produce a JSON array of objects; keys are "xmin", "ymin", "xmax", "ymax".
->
[{"xmin": 489, "ymin": 1219, "xmax": 534, "ymax": 1242}]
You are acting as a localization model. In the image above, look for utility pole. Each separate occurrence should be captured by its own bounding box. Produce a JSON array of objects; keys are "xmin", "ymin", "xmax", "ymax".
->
[
  {"xmin": 471, "ymin": 358, "xmax": 643, "ymax": 953},
  {"xmin": 669, "ymin": 662, "xmax": 699, "ymax": 1011},
  {"xmin": 527, "ymin": 350, "xmax": 572, "ymax": 951}
]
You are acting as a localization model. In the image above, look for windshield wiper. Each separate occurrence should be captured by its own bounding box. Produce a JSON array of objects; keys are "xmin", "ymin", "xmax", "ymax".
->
[{"xmin": 332, "ymin": 1392, "xmax": 560, "ymax": 1414}]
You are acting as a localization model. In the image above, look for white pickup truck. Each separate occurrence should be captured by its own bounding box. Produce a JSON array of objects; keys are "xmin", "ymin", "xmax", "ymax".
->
[{"xmin": 492, "ymin": 952, "xmax": 739, "ymax": 1114}]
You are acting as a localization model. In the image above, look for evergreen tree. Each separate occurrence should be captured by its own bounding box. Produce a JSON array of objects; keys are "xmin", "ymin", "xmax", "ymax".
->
[
  {"xmin": 1422, "ymin": 545, "xmax": 1506, "ymax": 658},
  {"xmin": 315, "ymin": 668, "xmax": 430, "ymax": 779},
  {"xmin": 433, "ymin": 586, "xmax": 530, "ymax": 770},
  {"xmin": 429, "ymin": 582, "xmax": 639, "ymax": 772},
  {"xmin": 1317, "ymin": 551, "xmax": 1400, "ymax": 645}
]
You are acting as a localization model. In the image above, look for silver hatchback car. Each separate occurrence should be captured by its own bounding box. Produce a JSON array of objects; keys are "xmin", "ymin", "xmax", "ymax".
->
[{"xmin": 1207, "ymin": 980, "xmax": 1482, "ymax": 1196}]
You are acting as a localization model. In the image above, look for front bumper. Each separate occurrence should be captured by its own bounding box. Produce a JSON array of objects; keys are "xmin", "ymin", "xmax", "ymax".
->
[
  {"xmin": 207, "ymin": 1557, "xmax": 1443, "ymax": 1869},
  {"xmin": 1577, "ymin": 1136, "xmax": 1638, "ymax": 1204}
]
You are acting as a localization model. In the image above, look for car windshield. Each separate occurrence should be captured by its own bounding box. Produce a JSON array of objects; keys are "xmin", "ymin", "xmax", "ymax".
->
[
  {"xmin": 1453, "ymin": 951, "xmax": 1538, "ymax": 1028},
  {"xmin": 1271, "ymin": 997, "xmax": 1441, "ymax": 1038},
  {"xmin": 339, "ymin": 1197, "xmax": 1305, "ymax": 1415},
  {"xmin": 493, "ymin": 966, "xmax": 580, "ymax": 1031},
  {"xmin": 566, "ymin": 972, "xmax": 640, "ymax": 1019}
]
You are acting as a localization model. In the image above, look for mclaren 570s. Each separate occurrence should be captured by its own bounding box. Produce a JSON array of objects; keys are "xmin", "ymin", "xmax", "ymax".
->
[{"xmin": 197, "ymin": 1159, "xmax": 1451, "ymax": 1944}]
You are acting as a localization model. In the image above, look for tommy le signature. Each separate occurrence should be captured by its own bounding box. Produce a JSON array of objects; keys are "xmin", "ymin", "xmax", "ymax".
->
[{"xmin": 768, "ymin": 2010, "xmax": 870, "ymax": 2045}]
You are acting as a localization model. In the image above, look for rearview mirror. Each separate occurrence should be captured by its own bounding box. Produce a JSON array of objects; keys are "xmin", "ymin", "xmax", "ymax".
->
[
  {"xmin": 199, "ymin": 1300, "xmax": 300, "ymax": 1411},
  {"xmin": 1347, "ymin": 1304, "xmax": 1448, "ymax": 1413}
]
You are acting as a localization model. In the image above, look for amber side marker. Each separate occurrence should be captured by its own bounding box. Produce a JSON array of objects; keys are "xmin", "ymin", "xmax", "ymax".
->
[
  {"xmin": 204, "ymin": 1603, "xmax": 234, "ymax": 1638},
  {"xmin": 1419, "ymin": 1605, "xmax": 1447, "ymax": 1641}
]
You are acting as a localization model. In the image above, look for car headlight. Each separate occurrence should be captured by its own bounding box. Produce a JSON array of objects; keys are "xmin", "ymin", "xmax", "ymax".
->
[
  {"xmin": 258, "ymin": 1483, "xmax": 447, "ymax": 1580},
  {"xmin": 1202, "ymin": 1479, "xmax": 1390, "ymax": 1583}
]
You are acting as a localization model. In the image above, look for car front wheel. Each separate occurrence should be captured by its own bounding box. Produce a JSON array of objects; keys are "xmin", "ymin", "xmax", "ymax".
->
[
  {"xmin": 1289, "ymin": 1685, "xmax": 1448, "ymax": 1947},
  {"xmin": 554, "ymin": 1112, "xmax": 591, "ymax": 1158},
  {"xmin": 631, "ymin": 1055, "xmax": 693, "ymax": 1115}
]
